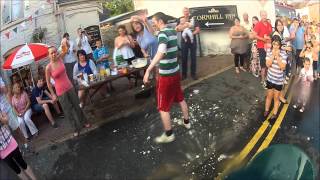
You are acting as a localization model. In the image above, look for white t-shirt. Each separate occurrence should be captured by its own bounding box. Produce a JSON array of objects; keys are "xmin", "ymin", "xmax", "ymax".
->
[
  {"xmin": 241, "ymin": 21, "xmax": 251, "ymax": 32},
  {"xmin": 76, "ymin": 35, "xmax": 93, "ymax": 54},
  {"xmin": 59, "ymin": 40, "xmax": 77, "ymax": 64}
]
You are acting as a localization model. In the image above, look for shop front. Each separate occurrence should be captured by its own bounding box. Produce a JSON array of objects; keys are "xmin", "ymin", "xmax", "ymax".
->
[{"xmin": 133, "ymin": 0, "xmax": 276, "ymax": 55}]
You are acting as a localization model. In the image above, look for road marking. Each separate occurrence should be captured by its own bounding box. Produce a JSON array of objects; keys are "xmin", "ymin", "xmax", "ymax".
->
[
  {"xmin": 217, "ymin": 77, "xmax": 293, "ymax": 179},
  {"xmin": 253, "ymin": 92, "xmax": 293, "ymax": 157}
]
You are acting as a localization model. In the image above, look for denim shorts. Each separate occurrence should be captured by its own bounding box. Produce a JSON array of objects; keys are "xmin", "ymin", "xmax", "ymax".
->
[{"xmin": 32, "ymin": 104, "xmax": 44, "ymax": 113}]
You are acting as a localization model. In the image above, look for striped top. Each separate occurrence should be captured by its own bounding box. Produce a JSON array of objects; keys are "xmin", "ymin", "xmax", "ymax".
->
[
  {"xmin": 158, "ymin": 27, "xmax": 179, "ymax": 76},
  {"xmin": 266, "ymin": 50, "xmax": 288, "ymax": 85}
]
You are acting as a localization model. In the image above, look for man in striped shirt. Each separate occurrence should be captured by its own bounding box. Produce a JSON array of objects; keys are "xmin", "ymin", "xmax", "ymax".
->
[{"xmin": 143, "ymin": 12, "xmax": 190, "ymax": 144}]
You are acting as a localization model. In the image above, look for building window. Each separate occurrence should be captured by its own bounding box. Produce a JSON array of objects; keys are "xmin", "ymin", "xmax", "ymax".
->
[{"xmin": 1, "ymin": 0, "xmax": 24, "ymax": 25}]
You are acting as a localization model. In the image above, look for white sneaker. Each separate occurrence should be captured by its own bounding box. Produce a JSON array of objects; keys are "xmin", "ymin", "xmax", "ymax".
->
[
  {"xmin": 299, "ymin": 107, "xmax": 305, "ymax": 113},
  {"xmin": 154, "ymin": 133, "xmax": 175, "ymax": 144},
  {"xmin": 293, "ymin": 104, "xmax": 298, "ymax": 109},
  {"xmin": 285, "ymin": 76, "xmax": 290, "ymax": 81},
  {"xmin": 183, "ymin": 122, "xmax": 191, "ymax": 129},
  {"xmin": 284, "ymin": 80, "xmax": 288, "ymax": 85}
]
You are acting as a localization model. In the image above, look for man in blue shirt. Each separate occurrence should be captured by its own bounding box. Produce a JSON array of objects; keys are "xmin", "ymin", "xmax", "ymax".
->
[
  {"xmin": 290, "ymin": 18, "xmax": 305, "ymax": 73},
  {"xmin": 93, "ymin": 39, "xmax": 110, "ymax": 69}
]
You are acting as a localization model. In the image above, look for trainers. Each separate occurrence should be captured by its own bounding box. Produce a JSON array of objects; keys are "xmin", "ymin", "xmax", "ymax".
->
[
  {"xmin": 299, "ymin": 106, "xmax": 305, "ymax": 113},
  {"xmin": 293, "ymin": 104, "xmax": 298, "ymax": 109},
  {"xmin": 285, "ymin": 76, "xmax": 290, "ymax": 81},
  {"xmin": 284, "ymin": 79, "xmax": 288, "ymax": 85},
  {"xmin": 183, "ymin": 122, "xmax": 191, "ymax": 129},
  {"xmin": 154, "ymin": 133, "xmax": 175, "ymax": 144}
]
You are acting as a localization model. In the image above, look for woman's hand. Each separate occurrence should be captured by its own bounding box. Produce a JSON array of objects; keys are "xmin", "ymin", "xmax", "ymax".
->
[
  {"xmin": 52, "ymin": 94, "xmax": 57, "ymax": 102},
  {"xmin": 0, "ymin": 112, "xmax": 8, "ymax": 124}
]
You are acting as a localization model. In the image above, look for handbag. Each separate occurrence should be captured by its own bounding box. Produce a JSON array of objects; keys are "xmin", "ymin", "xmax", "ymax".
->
[{"xmin": 112, "ymin": 48, "xmax": 126, "ymax": 67}]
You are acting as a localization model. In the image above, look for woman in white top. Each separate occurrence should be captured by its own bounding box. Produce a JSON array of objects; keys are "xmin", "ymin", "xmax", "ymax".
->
[{"xmin": 114, "ymin": 25, "xmax": 135, "ymax": 65}]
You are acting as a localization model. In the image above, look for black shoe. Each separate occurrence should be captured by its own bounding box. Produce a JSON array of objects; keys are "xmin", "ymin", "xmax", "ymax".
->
[
  {"xmin": 52, "ymin": 123, "xmax": 58, "ymax": 128},
  {"xmin": 269, "ymin": 114, "xmax": 277, "ymax": 124},
  {"xmin": 58, "ymin": 113, "xmax": 65, "ymax": 118}
]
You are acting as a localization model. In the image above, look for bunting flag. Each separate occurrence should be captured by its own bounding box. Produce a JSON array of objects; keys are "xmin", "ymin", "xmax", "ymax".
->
[
  {"xmin": 5, "ymin": 31, "xmax": 11, "ymax": 39},
  {"xmin": 13, "ymin": 27, "xmax": 18, "ymax": 33}
]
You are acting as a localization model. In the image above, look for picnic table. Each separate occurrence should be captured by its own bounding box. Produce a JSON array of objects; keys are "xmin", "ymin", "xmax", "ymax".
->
[{"xmin": 79, "ymin": 66, "xmax": 148, "ymax": 104}]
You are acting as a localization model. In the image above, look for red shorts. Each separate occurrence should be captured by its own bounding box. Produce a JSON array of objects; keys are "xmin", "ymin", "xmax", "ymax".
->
[{"xmin": 157, "ymin": 73, "xmax": 184, "ymax": 112}]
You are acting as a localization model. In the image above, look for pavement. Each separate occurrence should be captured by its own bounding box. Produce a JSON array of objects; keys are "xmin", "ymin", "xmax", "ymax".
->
[{"xmin": 1, "ymin": 55, "xmax": 319, "ymax": 179}]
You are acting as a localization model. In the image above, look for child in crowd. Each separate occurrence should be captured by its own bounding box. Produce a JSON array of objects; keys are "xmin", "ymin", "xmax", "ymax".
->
[
  {"xmin": 178, "ymin": 17, "xmax": 194, "ymax": 43},
  {"xmin": 299, "ymin": 41, "xmax": 314, "ymax": 67},
  {"xmin": 293, "ymin": 58, "xmax": 314, "ymax": 112}
]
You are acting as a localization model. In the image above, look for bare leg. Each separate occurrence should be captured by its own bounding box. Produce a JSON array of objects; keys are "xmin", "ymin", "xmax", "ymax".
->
[
  {"xmin": 265, "ymin": 89, "xmax": 273, "ymax": 112},
  {"xmin": 17, "ymin": 172, "xmax": 29, "ymax": 180},
  {"xmin": 53, "ymin": 102, "xmax": 61, "ymax": 114},
  {"xmin": 179, "ymin": 100, "xmax": 189, "ymax": 120},
  {"xmin": 272, "ymin": 90, "xmax": 281, "ymax": 115},
  {"xmin": 78, "ymin": 90, "xmax": 85, "ymax": 105},
  {"xmin": 24, "ymin": 166, "xmax": 37, "ymax": 180},
  {"xmin": 42, "ymin": 104, "xmax": 55, "ymax": 125},
  {"xmin": 159, "ymin": 111, "xmax": 172, "ymax": 131},
  {"xmin": 261, "ymin": 68, "xmax": 266, "ymax": 82}
]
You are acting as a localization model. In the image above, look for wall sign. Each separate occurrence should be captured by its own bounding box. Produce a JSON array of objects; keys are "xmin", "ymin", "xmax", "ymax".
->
[
  {"xmin": 190, "ymin": 6, "xmax": 238, "ymax": 30},
  {"xmin": 84, "ymin": 25, "xmax": 101, "ymax": 50}
]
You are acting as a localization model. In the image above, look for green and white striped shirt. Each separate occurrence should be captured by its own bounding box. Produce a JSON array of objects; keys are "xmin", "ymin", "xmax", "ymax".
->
[{"xmin": 158, "ymin": 27, "xmax": 179, "ymax": 76}]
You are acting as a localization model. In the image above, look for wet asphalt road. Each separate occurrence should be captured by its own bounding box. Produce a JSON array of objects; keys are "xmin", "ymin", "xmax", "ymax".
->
[
  {"xmin": 272, "ymin": 79, "xmax": 320, "ymax": 177},
  {"xmin": 1, "ymin": 69, "xmax": 319, "ymax": 179}
]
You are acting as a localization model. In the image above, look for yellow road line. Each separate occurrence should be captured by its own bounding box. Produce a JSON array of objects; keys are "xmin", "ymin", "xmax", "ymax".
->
[
  {"xmin": 253, "ymin": 92, "xmax": 293, "ymax": 157},
  {"xmin": 217, "ymin": 77, "xmax": 293, "ymax": 179}
]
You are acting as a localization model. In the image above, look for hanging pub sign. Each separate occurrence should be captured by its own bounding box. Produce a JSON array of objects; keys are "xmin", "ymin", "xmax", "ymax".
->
[
  {"xmin": 190, "ymin": 6, "xmax": 238, "ymax": 30},
  {"xmin": 84, "ymin": 25, "xmax": 101, "ymax": 50}
]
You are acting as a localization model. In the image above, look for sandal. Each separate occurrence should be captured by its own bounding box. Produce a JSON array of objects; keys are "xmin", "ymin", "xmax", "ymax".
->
[
  {"xmin": 84, "ymin": 123, "xmax": 91, "ymax": 128},
  {"xmin": 73, "ymin": 132, "xmax": 79, "ymax": 137},
  {"xmin": 263, "ymin": 111, "xmax": 269, "ymax": 118},
  {"xmin": 280, "ymin": 98, "xmax": 288, "ymax": 104},
  {"xmin": 240, "ymin": 67, "xmax": 247, "ymax": 72},
  {"xmin": 269, "ymin": 114, "xmax": 277, "ymax": 123}
]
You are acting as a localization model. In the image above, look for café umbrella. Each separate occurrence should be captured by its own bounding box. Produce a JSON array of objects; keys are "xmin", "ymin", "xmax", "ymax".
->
[{"xmin": 2, "ymin": 43, "xmax": 49, "ymax": 86}]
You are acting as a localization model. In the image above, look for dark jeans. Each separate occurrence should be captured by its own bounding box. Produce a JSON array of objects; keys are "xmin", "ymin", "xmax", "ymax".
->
[
  {"xmin": 181, "ymin": 40, "xmax": 197, "ymax": 77},
  {"xmin": 234, "ymin": 54, "xmax": 245, "ymax": 67}
]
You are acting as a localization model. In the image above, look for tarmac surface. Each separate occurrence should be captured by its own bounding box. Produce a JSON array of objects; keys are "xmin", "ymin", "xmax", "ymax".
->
[{"xmin": 1, "ymin": 68, "xmax": 319, "ymax": 179}]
